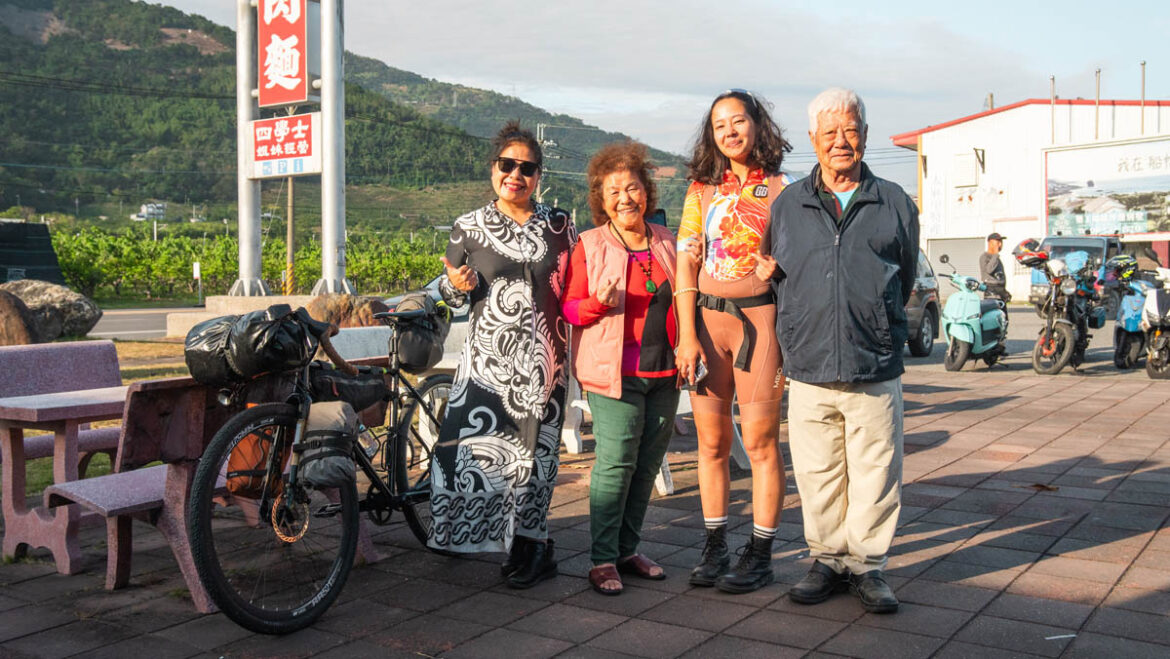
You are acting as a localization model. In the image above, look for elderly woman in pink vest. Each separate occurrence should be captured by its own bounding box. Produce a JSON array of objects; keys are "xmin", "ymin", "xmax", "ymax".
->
[{"xmin": 562, "ymin": 141, "xmax": 680, "ymax": 596}]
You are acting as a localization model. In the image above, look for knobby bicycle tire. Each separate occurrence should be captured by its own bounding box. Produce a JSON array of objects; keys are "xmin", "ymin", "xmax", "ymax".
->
[
  {"xmin": 392, "ymin": 373, "xmax": 453, "ymax": 548},
  {"xmin": 188, "ymin": 403, "xmax": 359, "ymax": 635}
]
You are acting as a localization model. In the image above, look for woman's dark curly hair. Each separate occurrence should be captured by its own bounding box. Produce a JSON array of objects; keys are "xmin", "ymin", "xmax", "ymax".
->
[
  {"xmin": 490, "ymin": 120, "xmax": 543, "ymax": 169},
  {"xmin": 586, "ymin": 141, "xmax": 658, "ymax": 227},
  {"xmin": 685, "ymin": 90, "xmax": 791, "ymax": 186}
]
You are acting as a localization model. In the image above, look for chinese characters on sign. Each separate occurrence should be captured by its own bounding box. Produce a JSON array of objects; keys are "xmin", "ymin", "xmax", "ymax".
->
[
  {"xmin": 250, "ymin": 113, "xmax": 322, "ymax": 179},
  {"xmin": 1117, "ymin": 155, "xmax": 1170, "ymax": 174},
  {"xmin": 258, "ymin": 0, "xmax": 308, "ymax": 107}
]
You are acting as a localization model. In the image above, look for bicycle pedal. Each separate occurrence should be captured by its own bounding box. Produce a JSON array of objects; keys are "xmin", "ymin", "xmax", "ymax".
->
[{"xmin": 313, "ymin": 503, "xmax": 343, "ymax": 518}]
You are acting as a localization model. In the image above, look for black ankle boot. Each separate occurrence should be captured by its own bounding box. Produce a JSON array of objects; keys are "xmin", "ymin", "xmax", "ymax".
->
[
  {"xmin": 689, "ymin": 526, "xmax": 730, "ymax": 587},
  {"xmin": 501, "ymin": 536, "xmax": 530, "ymax": 577},
  {"xmin": 716, "ymin": 535, "xmax": 774, "ymax": 594},
  {"xmin": 506, "ymin": 538, "xmax": 557, "ymax": 589}
]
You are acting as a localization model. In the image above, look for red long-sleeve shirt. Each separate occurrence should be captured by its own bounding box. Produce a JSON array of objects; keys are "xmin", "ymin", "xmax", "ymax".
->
[{"xmin": 562, "ymin": 241, "xmax": 677, "ymax": 378}]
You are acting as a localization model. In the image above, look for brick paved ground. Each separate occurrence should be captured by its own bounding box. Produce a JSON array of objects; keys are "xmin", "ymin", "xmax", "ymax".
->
[{"xmin": 2, "ymin": 365, "xmax": 1169, "ymax": 658}]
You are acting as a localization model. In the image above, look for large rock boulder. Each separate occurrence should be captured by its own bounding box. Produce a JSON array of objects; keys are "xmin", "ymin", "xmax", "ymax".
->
[
  {"xmin": 306, "ymin": 294, "xmax": 389, "ymax": 328},
  {"xmin": 0, "ymin": 290, "xmax": 37, "ymax": 346},
  {"xmin": 0, "ymin": 280, "xmax": 103, "ymax": 340}
]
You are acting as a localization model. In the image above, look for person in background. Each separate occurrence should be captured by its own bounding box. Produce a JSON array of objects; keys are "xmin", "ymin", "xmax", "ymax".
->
[
  {"xmin": 675, "ymin": 89, "xmax": 794, "ymax": 594},
  {"xmin": 981, "ymin": 232, "xmax": 1011, "ymax": 301},
  {"xmin": 771, "ymin": 88, "xmax": 919, "ymax": 613},
  {"xmin": 432, "ymin": 121, "xmax": 577, "ymax": 589},
  {"xmin": 562, "ymin": 141, "xmax": 679, "ymax": 596}
]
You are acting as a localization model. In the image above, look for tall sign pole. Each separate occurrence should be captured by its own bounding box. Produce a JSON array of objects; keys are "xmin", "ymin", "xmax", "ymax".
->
[
  {"xmin": 313, "ymin": 0, "xmax": 354, "ymax": 294},
  {"xmin": 231, "ymin": 0, "xmax": 268, "ymax": 295}
]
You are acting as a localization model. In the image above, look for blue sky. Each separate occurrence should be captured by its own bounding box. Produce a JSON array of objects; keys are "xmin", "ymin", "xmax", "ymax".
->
[{"xmin": 161, "ymin": 1, "xmax": 1168, "ymax": 188}]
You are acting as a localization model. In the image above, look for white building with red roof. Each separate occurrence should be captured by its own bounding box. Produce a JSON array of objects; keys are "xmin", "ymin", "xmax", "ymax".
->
[{"xmin": 890, "ymin": 98, "xmax": 1170, "ymax": 299}]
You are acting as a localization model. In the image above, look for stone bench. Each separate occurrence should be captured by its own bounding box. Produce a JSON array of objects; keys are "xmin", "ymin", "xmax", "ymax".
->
[
  {"xmin": 0, "ymin": 340, "xmax": 123, "ymax": 475},
  {"xmin": 43, "ymin": 358, "xmax": 391, "ymax": 611}
]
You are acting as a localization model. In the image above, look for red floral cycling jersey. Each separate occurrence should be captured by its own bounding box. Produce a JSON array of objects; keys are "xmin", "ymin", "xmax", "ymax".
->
[{"xmin": 677, "ymin": 168, "xmax": 793, "ymax": 281}]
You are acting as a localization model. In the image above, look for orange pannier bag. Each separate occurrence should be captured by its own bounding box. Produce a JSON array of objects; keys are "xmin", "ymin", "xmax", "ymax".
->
[{"xmin": 226, "ymin": 429, "xmax": 291, "ymax": 499}]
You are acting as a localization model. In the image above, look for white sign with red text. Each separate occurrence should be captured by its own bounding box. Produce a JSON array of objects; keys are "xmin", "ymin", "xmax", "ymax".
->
[
  {"xmin": 249, "ymin": 112, "xmax": 322, "ymax": 179},
  {"xmin": 257, "ymin": 0, "xmax": 320, "ymax": 108}
]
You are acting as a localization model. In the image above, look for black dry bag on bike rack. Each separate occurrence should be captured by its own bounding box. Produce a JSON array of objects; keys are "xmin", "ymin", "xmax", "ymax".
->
[
  {"xmin": 185, "ymin": 304, "xmax": 320, "ymax": 386},
  {"xmin": 308, "ymin": 361, "xmax": 391, "ymax": 413},
  {"xmin": 392, "ymin": 292, "xmax": 451, "ymax": 374},
  {"xmin": 299, "ymin": 401, "xmax": 359, "ymax": 489},
  {"xmin": 184, "ymin": 315, "xmax": 237, "ymax": 386}
]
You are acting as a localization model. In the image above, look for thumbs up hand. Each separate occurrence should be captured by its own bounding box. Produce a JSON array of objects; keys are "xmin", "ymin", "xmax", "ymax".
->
[{"xmin": 441, "ymin": 256, "xmax": 477, "ymax": 292}]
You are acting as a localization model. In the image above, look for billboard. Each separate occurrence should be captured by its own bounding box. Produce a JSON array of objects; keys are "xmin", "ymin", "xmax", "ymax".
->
[
  {"xmin": 1046, "ymin": 136, "xmax": 1170, "ymax": 236},
  {"xmin": 249, "ymin": 112, "xmax": 322, "ymax": 179},
  {"xmin": 257, "ymin": 0, "xmax": 320, "ymax": 108}
]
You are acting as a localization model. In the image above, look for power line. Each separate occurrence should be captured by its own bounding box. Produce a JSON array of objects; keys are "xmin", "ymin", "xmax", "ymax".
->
[
  {"xmin": 0, "ymin": 136, "xmax": 237, "ymax": 156},
  {"xmin": 0, "ymin": 70, "xmax": 234, "ymax": 100}
]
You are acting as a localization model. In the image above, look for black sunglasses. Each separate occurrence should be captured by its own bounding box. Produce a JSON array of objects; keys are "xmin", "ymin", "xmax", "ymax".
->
[{"xmin": 495, "ymin": 157, "xmax": 540, "ymax": 177}]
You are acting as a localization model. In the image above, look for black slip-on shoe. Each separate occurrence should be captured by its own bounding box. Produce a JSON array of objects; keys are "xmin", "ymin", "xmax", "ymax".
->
[
  {"xmin": 788, "ymin": 561, "xmax": 849, "ymax": 604},
  {"xmin": 849, "ymin": 569, "xmax": 899, "ymax": 613}
]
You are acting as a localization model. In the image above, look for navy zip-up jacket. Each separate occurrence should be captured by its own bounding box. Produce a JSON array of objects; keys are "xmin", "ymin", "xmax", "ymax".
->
[{"xmin": 769, "ymin": 163, "xmax": 920, "ymax": 384}]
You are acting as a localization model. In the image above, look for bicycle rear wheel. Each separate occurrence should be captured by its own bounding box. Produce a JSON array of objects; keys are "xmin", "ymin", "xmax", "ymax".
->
[
  {"xmin": 188, "ymin": 403, "xmax": 358, "ymax": 635},
  {"xmin": 392, "ymin": 373, "xmax": 453, "ymax": 546}
]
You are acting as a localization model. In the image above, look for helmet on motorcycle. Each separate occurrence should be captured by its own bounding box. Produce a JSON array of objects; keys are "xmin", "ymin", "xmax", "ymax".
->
[
  {"xmin": 1012, "ymin": 238, "xmax": 1048, "ymax": 268},
  {"xmin": 1105, "ymin": 254, "xmax": 1138, "ymax": 281}
]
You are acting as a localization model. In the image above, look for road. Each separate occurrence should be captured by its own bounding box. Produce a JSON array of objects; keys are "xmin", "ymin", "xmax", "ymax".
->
[
  {"xmin": 90, "ymin": 303, "xmax": 1151, "ymax": 381},
  {"xmin": 88, "ymin": 307, "xmax": 188, "ymax": 340},
  {"xmin": 911, "ymin": 304, "xmax": 1157, "ymax": 380}
]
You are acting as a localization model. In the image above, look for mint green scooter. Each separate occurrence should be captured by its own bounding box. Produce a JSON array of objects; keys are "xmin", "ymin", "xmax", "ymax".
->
[{"xmin": 938, "ymin": 254, "xmax": 1009, "ymax": 371}]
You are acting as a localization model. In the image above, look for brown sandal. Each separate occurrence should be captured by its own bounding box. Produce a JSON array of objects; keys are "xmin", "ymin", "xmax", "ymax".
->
[
  {"xmin": 589, "ymin": 564, "xmax": 623, "ymax": 596},
  {"xmin": 617, "ymin": 554, "xmax": 667, "ymax": 581}
]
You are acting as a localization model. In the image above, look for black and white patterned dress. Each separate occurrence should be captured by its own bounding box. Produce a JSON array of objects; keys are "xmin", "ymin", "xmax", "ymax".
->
[{"xmin": 429, "ymin": 201, "xmax": 577, "ymax": 553}]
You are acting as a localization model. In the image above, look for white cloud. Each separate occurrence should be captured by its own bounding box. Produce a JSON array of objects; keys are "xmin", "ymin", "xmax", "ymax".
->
[{"xmin": 157, "ymin": 0, "xmax": 1166, "ymax": 189}]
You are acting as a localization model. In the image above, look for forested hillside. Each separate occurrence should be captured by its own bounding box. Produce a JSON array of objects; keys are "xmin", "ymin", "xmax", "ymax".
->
[
  {"xmin": 0, "ymin": 0, "xmax": 683, "ymax": 230},
  {"xmin": 345, "ymin": 53, "xmax": 688, "ymax": 175},
  {"xmin": 0, "ymin": 0, "xmax": 497, "ymax": 217}
]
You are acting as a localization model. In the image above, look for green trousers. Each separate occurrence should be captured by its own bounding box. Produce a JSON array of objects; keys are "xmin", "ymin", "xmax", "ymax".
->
[{"xmin": 587, "ymin": 376, "xmax": 680, "ymax": 565}]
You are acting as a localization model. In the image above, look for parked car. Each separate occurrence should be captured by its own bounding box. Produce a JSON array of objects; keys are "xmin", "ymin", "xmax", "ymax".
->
[
  {"xmin": 384, "ymin": 275, "xmax": 469, "ymax": 356},
  {"xmin": 906, "ymin": 249, "xmax": 940, "ymax": 357}
]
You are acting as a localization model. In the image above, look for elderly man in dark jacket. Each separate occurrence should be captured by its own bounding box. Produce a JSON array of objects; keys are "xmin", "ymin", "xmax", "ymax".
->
[{"xmin": 767, "ymin": 88, "xmax": 919, "ymax": 613}]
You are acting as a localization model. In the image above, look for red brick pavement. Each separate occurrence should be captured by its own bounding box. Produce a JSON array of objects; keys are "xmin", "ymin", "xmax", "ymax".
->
[{"xmin": 2, "ymin": 366, "xmax": 1169, "ymax": 657}]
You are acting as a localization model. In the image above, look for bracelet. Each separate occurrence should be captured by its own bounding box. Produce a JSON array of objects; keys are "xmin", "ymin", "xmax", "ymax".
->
[{"xmin": 672, "ymin": 287, "xmax": 699, "ymax": 297}]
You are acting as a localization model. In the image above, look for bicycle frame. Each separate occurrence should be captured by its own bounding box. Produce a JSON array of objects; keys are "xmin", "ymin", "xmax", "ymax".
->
[{"xmin": 249, "ymin": 316, "xmax": 445, "ymax": 526}]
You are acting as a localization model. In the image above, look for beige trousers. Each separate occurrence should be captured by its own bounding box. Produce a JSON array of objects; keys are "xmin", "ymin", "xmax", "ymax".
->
[{"xmin": 787, "ymin": 377, "xmax": 903, "ymax": 574}]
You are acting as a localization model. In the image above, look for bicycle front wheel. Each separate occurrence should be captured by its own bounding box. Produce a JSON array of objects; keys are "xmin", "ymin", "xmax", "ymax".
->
[
  {"xmin": 188, "ymin": 403, "xmax": 359, "ymax": 635},
  {"xmin": 393, "ymin": 373, "xmax": 453, "ymax": 546}
]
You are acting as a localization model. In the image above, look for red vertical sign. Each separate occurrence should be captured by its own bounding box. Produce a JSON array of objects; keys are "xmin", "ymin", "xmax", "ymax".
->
[{"xmin": 257, "ymin": 0, "xmax": 308, "ymax": 108}]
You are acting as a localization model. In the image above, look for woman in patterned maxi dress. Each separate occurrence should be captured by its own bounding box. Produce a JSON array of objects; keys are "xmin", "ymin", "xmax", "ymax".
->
[{"xmin": 430, "ymin": 122, "xmax": 576, "ymax": 589}]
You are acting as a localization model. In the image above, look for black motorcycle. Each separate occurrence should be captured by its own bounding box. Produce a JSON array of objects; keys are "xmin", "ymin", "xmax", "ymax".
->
[{"xmin": 1014, "ymin": 239, "xmax": 1106, "ymax": 375}]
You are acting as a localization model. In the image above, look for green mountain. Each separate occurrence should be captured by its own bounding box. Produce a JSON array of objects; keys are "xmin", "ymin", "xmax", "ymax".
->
[
  {"xmin": 345, "ymin": 53, "xmax": 687, "ymax": 175},
  {"xmin": 0, "ymin": 0, "xmax": 682, "ymax": 226}
]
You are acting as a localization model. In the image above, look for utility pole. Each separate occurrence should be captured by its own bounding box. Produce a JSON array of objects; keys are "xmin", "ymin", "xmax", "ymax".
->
[
  {"xmin": 1094, "ymin": 68, "xmax": 1101, "ymax": 140},
  {"xmin": 1137, "ymin": 60, "xmax": 1146, "ymax": 135},
  {"xmin": 285, "ymin": 106, "xmax": 297, "ymax": 296},
  {"xmin": 1050, "ymin": 75, "xmax": 1056, "ymax": 144}
]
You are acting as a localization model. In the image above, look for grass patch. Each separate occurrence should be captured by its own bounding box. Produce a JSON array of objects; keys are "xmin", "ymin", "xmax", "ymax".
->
[
  {"xmin": 19, "ymin": 453, "xmax": 113, "ymax": 503},
  {"xmin": 112, "ymin": 340, "xmax": 186, "ymax": 363},
  {"xmin": 120, "ymin": 364, "xmax": 189, "ymax": 382},
  {"xmin": 95, "ymin": 297, "xmax": 201, "ymax": 309}
]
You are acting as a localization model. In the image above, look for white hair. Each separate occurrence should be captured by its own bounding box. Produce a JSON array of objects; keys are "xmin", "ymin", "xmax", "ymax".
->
[{"xmin": 807, "ymin": 88, "xmax": 867, "ymax": 133}]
